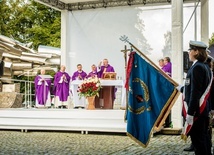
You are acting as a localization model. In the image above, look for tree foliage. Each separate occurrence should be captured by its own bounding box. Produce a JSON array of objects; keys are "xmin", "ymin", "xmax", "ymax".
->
[
  {"xmin": 209, "ymin": 33, "xmax": 214, "ymax": 46},
  {"xmin": 0, "ymin": 0, "xmax": 60, "ymax": 99},
  {"xmin": 0, "ymin": 0, "xmax": 61, "ymax": 49},
  {"xmin": 162, "ymin": 31, "xmax": 171, "ymax": 57},
  {"xmin": 135, "ymin": 13, "xmax": 152, "ymax": 54}
]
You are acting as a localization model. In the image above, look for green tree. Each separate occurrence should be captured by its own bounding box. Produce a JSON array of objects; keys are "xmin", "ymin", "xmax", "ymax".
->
[
  {"xmin": 0, "ymin": 0, "xmax": 60, "ymax": 102},
  {"xmin": 0, "ymin": 0, "xmax": 61, "ymax": 49},
  {"xmin": 209, "ymin": 33, "xmax": 214, "ymax": 46}
]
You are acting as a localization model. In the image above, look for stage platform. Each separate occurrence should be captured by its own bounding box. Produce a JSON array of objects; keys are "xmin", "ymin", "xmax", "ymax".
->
[{"xmin": 0, "ymin": 108, "xmax": 127, "ymax": 134}]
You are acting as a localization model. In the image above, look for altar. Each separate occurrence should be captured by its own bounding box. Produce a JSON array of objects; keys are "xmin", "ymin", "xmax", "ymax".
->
[{"xmin": 70, "ymin": 80, "xmax": 126, "ymax": 109}]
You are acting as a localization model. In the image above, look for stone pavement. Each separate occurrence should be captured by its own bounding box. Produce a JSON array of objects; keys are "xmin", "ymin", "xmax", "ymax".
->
[{"xmin": 0, "ymin": 129, "xmax": 212, "ymax": 155}]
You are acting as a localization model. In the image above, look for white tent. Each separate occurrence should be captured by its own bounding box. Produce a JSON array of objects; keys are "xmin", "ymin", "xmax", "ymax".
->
[{"xmin": 36, "ymin": 0, "xmax": 210, "ymax": 129}]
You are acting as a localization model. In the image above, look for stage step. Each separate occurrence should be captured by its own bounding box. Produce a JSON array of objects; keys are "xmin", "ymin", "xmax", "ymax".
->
[{"xmin": 0, "ymin": 108, "xmax": 127, "ymax": 133}]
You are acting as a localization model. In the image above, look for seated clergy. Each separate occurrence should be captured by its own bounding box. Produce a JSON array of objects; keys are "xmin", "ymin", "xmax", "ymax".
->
[
  {"xmin": 98, "ymin": 58, "xmax": 115, "ymax": 78},
  {"xmin": 86, "ymin": 64, "xmax": 98, "ymax": 78},
  {"xmin": 71, "ymin": 64, "xmax": 87, "ymax": 81},
  {"xmin": 53, "ymin": 65, "xmax": 71, "ymax": 109},
  {"xmin": 34, "ymin": 69, "xmax": 52, "ymax": 108}
]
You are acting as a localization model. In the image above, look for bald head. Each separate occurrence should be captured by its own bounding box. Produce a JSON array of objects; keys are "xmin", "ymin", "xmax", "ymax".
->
[
  {"xmin": 60, "ymin": 65, "xmax": 66, "ymax": 72},
  {"xmin": 40, "ymin": 69, "xmax": 45, "ymax": 75}
]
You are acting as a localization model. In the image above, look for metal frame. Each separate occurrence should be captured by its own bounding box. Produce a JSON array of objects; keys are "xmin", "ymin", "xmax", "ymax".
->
[{"xmin": 37, "ymin": 0, "xmax": 199, "ymax": 11}]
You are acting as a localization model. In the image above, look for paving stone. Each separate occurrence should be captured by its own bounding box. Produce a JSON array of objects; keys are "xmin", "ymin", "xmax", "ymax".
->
[{"xmin": 0, "ymin": 130, "xmax": 213, "ymax": 154}]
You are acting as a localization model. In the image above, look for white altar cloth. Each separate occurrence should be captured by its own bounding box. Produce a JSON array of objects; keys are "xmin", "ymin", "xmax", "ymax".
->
[{"xmin": 70, "ymin": 80, "xmax": 126, "ymax": 108}]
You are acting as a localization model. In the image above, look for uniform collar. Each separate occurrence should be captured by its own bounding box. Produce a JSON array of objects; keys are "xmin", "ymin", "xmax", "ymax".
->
[{"xmin": 192, "ymin": 60, "xmax": 198, "ymax": 66}]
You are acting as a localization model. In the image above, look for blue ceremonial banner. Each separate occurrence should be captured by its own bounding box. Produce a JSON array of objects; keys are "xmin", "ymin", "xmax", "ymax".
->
[{"xmin": 126, "ymin": 52, "xmax": 179, "ymax": 147}]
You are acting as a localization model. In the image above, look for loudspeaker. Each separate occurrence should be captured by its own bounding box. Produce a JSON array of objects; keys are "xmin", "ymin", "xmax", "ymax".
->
[
  {"xmin": 0, "ymin": 61, "xmax": 4, "ymax": 76},
  {"xmin": 183, "ymin": 51, "xmax": 192, "ymax": 73}
]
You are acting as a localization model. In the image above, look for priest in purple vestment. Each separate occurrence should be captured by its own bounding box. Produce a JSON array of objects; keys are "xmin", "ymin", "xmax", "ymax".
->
[
  {"xmin": 162, "ymin": 56, "xmax": 172, "ymax": 77},
  {"xmin": 98, "ymin": 59, "xmax": 115, "ymax": 78},
  {"xmin": 71, "ymin": 64, "xmax": 87, "ymax": 81},
  {"xmin": 86, "ymin": 64, "xmax": 98, "ymax": 78},
  {"xmin": 97, "ymin": 58, "xmax": 117, "ymax": 106},
  {"xmin": 34, "ymin": 69, "xmax": 52, "ymax": 108},
  {"xmin": 71, "ymin": 64, "xmax": 87, "ymax": 109},
  {"xmin": 54, "ymin": 65, "xmax": 71, "ymax": 109}
]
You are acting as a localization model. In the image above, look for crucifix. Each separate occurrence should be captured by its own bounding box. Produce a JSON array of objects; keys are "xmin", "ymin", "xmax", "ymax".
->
[
  {"xmin": 120, "ymin": 45, "xmax": 131, "ymax": 110},
  {"xmin": 120, "ymin": 45, "xmax": 130, "ymax": 71}
]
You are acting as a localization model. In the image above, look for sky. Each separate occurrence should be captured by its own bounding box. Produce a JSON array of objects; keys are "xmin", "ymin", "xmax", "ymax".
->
[{"xmin": 138, "ymin": 1, "xmax": 214, "ymax": 61}]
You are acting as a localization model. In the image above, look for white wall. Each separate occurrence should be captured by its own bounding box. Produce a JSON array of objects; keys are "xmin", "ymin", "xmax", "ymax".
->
[{"xmin": 66, "ymin": 6, "xmax": 153, "ymax": 78}]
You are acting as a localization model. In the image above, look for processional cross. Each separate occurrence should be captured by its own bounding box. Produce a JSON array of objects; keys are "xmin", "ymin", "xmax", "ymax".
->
[{"xmin": 119, "ymin": 35, "xmax": 132, "ymax": 110}]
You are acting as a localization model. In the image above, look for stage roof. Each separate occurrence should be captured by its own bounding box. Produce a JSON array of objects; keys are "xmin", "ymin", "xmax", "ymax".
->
[{"xmin": 36, "ymin": 0, "xmax": 196, "ymax": 11}]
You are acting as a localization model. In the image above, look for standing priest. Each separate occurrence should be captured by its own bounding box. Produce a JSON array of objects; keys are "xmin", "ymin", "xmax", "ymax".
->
[
  {"xmin": 71, "ymin": 64, "xmax": 87, "ymax": 80},
  {"xmin": 71, "ymin": 64, "xmax": 87, "ymax": 109},
  {"xmin": 97, "ymin": 58, "xmax": 116, "ymax": 109},
  {"xmin": 34, "ymin": 69, "xmax": 52, "ymax": 108},
  {"xmin": 98, "ymin": 58, "xmax": 115, "ymax": 78},
  {"xmin": 53, "ymin": 65, "xmax": 71, "ymax": 109}
]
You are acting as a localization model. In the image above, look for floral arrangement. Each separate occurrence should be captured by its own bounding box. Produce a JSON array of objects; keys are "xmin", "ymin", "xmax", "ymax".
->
[{"xmin": 77, "ymin": 77, "xmax": 102, "ymax": 98}]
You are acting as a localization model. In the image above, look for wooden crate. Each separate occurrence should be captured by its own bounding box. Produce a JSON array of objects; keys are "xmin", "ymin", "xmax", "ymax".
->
[{"xmin": 2, "ymin": 83, "xmax": 20, "ymax": 93}]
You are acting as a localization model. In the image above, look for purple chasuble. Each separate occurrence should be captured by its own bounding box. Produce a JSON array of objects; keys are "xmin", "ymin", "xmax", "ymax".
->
[
  {"xmin": 98, "ymin": 64, "xmax": 115, "ymax": 78},
  {"xmin": 162, "ymin": 62, "xmax": 172, "ymax": 77},
  {"xmin": 86, "ymin": 71, "xmax": 98, "ymax": 78},
  {"xmin": 71, "ymin": 71, "xmax": 87, "ymax": 81},
  {"xmin": 34, "ymin": 75, "xmax": 51, "ymax": 105},
  {"xmin": 54, "ymin": 71, "xmax": 71, "ymax": 101}
]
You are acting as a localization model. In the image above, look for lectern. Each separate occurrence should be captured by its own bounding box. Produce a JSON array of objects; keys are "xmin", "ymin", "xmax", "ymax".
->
[{"xmin": 95, "ymin": 72, "xmax": 116, "ymax": 109}]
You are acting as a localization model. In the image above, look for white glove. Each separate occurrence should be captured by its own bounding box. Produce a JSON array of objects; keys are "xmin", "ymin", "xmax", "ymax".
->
[
  {"xmin": 186, "ymin": 114, "xmax": 194, "ymax": 125},
  {"xmin": 176, "ymin": 84, "xmax": 183, "ymax": 92}
]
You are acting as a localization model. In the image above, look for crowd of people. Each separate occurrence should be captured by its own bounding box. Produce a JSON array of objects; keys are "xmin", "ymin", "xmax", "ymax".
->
[{"xmin": 34, "ymin": 58, "xmax": 115, "ymax": 109}]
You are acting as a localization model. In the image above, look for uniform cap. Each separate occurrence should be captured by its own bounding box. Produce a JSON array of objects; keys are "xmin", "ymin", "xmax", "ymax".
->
[{"xmin": 189, "ymin": 40, "xmax": 207, "ymax": 50}]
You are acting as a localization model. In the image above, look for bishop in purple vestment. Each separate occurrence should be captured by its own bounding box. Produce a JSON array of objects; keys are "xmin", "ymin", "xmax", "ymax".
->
[
  {"xmin": 98, "ymin": 59, "xmax": 115, "ymax": 78},
  {"xmin": 54, "ymin": 65, "xmax": 71, "ymax": 108},
  {"xmin": 34, "ymin": 69, "xmax": 52, "ymax": 108},
  {"xmin": 71, "ymin": 64, "xmax": 87, "ymax": 81}
]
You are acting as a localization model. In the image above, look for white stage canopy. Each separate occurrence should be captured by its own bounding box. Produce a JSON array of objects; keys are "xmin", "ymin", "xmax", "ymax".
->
[
  {"xmin": 36, "ymin": 0, "xmax": 210, "ymax": 129},
  {"xmin": 66, "ymin": 6, "xmax": 154, "ymax": 79}
]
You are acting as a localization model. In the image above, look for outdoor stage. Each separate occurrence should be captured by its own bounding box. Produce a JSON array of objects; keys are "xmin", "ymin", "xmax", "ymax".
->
[{"xmin": 0, "ymin": 108, "xmax": 127, "ymax": 134}]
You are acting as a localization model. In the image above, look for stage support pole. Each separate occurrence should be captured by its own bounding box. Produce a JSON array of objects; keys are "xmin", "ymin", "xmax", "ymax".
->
[
  {"xmin": 171, "ymin": 0, "xmax": 183, "ymax": 129},
  {"xmin": 201, "ymin": 0, "xmax": 209, "ymax": 44}
]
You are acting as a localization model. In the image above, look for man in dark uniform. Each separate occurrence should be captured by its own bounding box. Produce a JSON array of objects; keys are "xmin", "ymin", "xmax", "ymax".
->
[{"xmin": 178, "ymin": 41, "xmax": 212, "ymax": 154}]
